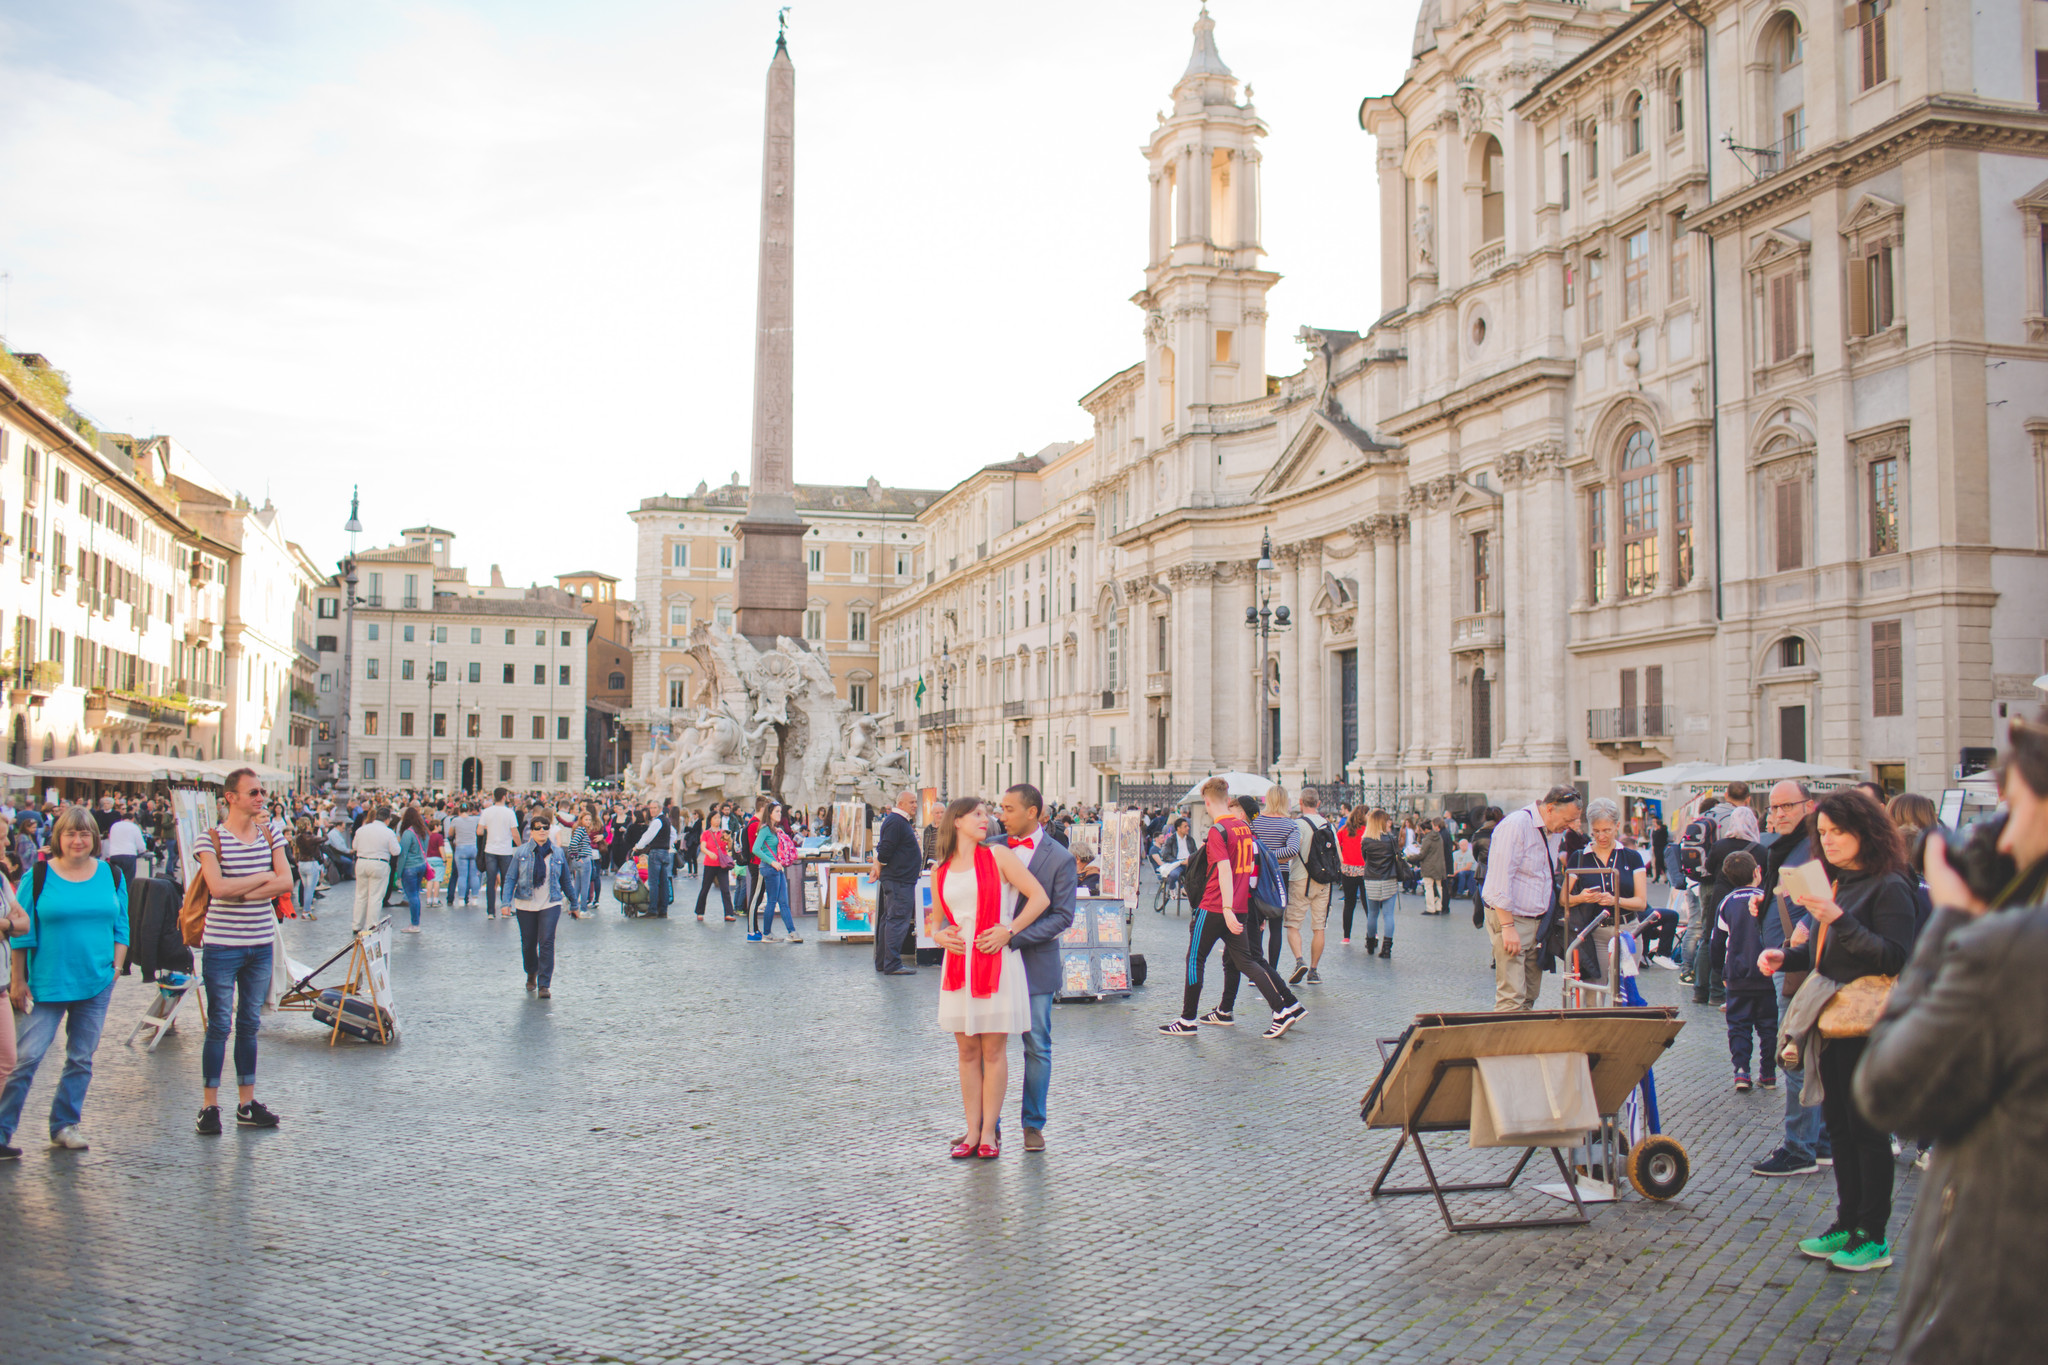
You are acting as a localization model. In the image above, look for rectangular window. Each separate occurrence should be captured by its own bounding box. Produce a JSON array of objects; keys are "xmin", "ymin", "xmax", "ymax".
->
[
  {"xmin": 532, "ymin": 715, "xmax": 545, "ymax": 740},
  {"xmin": 1561, "ymin": 153, "xmax": 1571, "ymax": 210},
  {"xmin": 671, "ymin": 542, "xmax": 688, "ymax": 569},
  {"xmin": 470, "ymin": 627, "xmax": 481, "ymax": 644},
  {"xmin": 851, "ymin": 549, "xmax": 867, "ymax": 577},
  {"xmin": 1472, "ymin": 530, "xmax": 1494, "ymax": 613},
  {"xmin": 400, "ymin": 658, "xmax": 415, "ymax": 681},
  {"xmin": 1585, "ymin": 253, "xmax": 1604, "ymax": 332},
  {"xmin": 1214, "ymin": 329, "xmax": 1233, "ymax": 363},
  {"xmin": 530, "ymin": 760, "xmax": 542, "ymax": 783},
  {"xmin": 1622, "ymin": 228, "xmax": 1649, "ymax": 320},
  {"xmin": 1859, "ymin": 1, "xmax": 1888, "ymax": 90},
  {"xmin": 1774, "ymin": 478, "xmax": 1806, "ymax": 572},
  {"xmin": 1669, "ymin": 215, "xmax": 1690, "ymax": 300},
  {"xmin": 561, "ymin": 630, "xmax": 571, "ymax": 647},
  {"xmin": 1768, "ymin": 272, "xmax": 1800, "ymax": 362},
  {"xmin": 432, "ymin": 758, "xmax": 446, "ymax": 782},
  {"xmin": 534, "ymin": 630, "xmax": 545, "ymax": 646},
  {"xmin": 849, "ymin": 611, "xmax": 868, "ymax": 643},
  {"xmin": 400, "ymin": 712, "xmax": 416, "ymax": 738},
  {"xmin": 1671, "ymin": 72, "xmax": 1685, "ymax": 132},
  {"xmin": 556, "ymin": 761, "xmax": 568, "ymax": 784},
  {"xmin": 1585, "ymin": 121, "xmax": 1599, "ymax": 178},
  {"xmin": 717, "ymin": 545, "xmax": 733, "ymax": 570},
  {"xmin": 319, "ymin": 674, "xmax": 333, "ymax": 694},
  {"xmin": 1869, "ymin": 455, "xmax": 1900, "ymax": 555},
  {"xmin": 1872, "ymin": 619, "xmax": 1903, "ymax": 716},
  {"xmin": 504, "ymin": 629, "xmax": 515, "ymax": 645},
  {"xmin": 366, "ymin": 657, "xmax": 380, "ymax": 680},
  {"xmin": 367, "ymin": 623, "xmax": 379, "ymax": 641},
  {"xmin": 1848, "ymin": 245, "xmax": 1895, "ymax": 337},
  {"xmin": 849, "ymin": 682, "xmax": 867, "ymax": 712},
  {"xmin": 1622, "ymin": 467, "xmax": 1659, "ymax": 597},
  {"xmin": 1781, "ymin": 106, "xmax": 1805, "ymax": 160},
  {"xmin": 715, "ymin": 606, "xmax": 734, "ymax": 631},
  {"xmin": 804, "ymin": 609, "xmax": 824, "ymax": 640},
  {"xmin": 1106, "ymin": 624, "xmax": 1120, "ymax": 690},
  {"xmin": 466, "ymin": 713, "xmax": 481, "ymax": 738},
  {"xmin": 435, "ymin": 626, "xmax": 447, "ymax": 644},
  {"xmin": 1586, "ymin": 492, "xmax": 1607, "ymax": 604},
  {"xmin": 317, "ymin": 598, "xmax": 338, "ymax": 619},
  {"xmin": 1673, "ymin": 462, "xmax": 1695, "ymax": 586},
  {"xmin": 364, "ymin": 711, "xmax": 379, "ymax": 736},
  {"xmin": 363, "ymin": 757, "xmax": 377, "ymax": 781},
  {"xmin": 502, "ymin": 663, "xmax": 515, "ymax": 684},
  {"xmin": 807, "ymin": 548, "xmax": 823, "ymax": 573},
  {"xmin": 468, "ymin": 661, "xmax": 481, "ymax": 683},
  {"xmin": 432, "ymin": 712, "xmax": 447, "ymax": 738},
  {"xmin": 557, "ymin": 715, "xmax": 570, "ymax": 740},
  {"xmin": 669, "ymin": 679, "xmax": 686, "ymax": 707},
  {"xmin": 533, "ymin": 664, "xmax": 545, "ymax": 685},
  {"xmin": 558, "ymin": 664, "xmax": 571, "ymax": 686}
]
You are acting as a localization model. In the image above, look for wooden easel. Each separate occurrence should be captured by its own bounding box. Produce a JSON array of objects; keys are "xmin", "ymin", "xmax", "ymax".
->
[{"xmin": 326, "ymin": 932, "xmax": 394, "ymax": 1046}]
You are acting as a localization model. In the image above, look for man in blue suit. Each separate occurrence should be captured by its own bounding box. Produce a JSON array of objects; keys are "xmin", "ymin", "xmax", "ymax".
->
[{"xmin": 940, "ymin": 783, "xmax": 1077, "ymax": 1152}]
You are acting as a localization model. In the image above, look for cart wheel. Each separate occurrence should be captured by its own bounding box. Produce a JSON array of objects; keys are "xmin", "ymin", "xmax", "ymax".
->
[
  {"xmin": 1130, "ymin": 953, "xmax": 1148, "ymax": 988},
  {"xmin": 1628, "ymin": 1134, "xmax": 1689, "ymax": 1201}
]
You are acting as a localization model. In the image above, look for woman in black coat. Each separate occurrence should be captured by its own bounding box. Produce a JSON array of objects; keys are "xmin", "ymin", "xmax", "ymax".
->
[{"xmin": 1761, "ymin": 788, "xmax": 1917, "ymax": 1274}]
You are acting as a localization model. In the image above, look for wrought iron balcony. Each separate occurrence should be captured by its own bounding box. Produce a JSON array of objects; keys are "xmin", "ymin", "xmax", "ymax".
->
[
  {"xmin": 1001, "ymin": 701, "xmax": 1026, "ymax": 719},
  {"xmin": 1088, "ymin": 745, "xmax": 1119, "ymax": 766},
  {"xmin": 1587, "ymin": 706, "xmax": 1676, "ymax": 742}
]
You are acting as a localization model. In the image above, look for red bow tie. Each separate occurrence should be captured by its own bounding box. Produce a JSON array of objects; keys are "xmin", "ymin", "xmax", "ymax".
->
[{"xmin": 1008, "ymin": 837, "xmax": 1035, "ymax": 850}]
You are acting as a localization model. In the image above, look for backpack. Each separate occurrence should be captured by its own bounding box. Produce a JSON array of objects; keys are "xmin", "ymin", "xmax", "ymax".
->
[
  {"xmin": 1248, "ymin": 839, "xmax": 1287, "ymax": 921},
  {"xmin": 1678, "ymin": 816, "xmax": 1715, "ymax": 880},
  {"xmin": 1302, "ymin": 818, "xmax": 1341, "ymax": 886},
  {"xmin": 1183, "ymin": 843, "xmax": 1210, "ymax": 913}
]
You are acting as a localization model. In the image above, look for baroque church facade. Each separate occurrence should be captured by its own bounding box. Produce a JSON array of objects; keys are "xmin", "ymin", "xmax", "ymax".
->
[{"xmin": 874, "ymin": 2, "xmax": 2048, "ymax": 812}]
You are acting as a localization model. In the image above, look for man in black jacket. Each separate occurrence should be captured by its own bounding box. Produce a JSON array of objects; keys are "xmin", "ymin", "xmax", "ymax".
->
[{"xmin": 870, "ymin": 790, "xmax": 922, "ymax": 975}]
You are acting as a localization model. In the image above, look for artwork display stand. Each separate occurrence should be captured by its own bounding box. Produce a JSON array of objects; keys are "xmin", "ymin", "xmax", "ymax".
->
[
  {"xmin": 812, "ymin": 863, "xmax": 877, "ymax": 942},
  {"xmin": 1053, "ymin": 896, "xmax": 1135, "ymax": 1002},
  {"xmin": 324, "ymin": 929, "xmax": 396, "ymax": 1046}
]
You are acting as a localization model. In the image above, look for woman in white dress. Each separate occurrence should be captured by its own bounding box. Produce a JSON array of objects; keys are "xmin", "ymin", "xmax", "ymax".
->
[{"xmin": 929, "ymin": 797, "xmax": 1048, "ymax": 1160}]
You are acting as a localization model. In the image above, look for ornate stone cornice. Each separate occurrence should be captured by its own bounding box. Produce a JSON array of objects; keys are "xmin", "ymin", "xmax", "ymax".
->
[
  {"xmin": 1349, "ymin": 513, "xmax": 1410, "ymax": 546},
  {"xmin": 1404, "ymin": 474, "xmax": 1460, "ymax": 511},
  {"xmin": 1166, "ymin": 561, "xmax": 1217, "ymax": 586},
  {"xmin": 1495, "ymin": 439, "xmax": 1566, "ymax": 487}
]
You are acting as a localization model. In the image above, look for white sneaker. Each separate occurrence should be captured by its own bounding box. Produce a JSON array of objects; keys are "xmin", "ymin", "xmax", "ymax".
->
[
  {"xmin": 786, "ymin": 934, "xmax": 803, "ymax": 943},
  {"xmin": 766, "ymin": 932, "xmax": 786, "ymax": 943},
  {"xmin": 1654, "ymin": 955, "xmax": 1681, "ymax": 970},
  {"xmin": 49, "ymin": 1126, "xmax": 88, "ymax": 1151}
]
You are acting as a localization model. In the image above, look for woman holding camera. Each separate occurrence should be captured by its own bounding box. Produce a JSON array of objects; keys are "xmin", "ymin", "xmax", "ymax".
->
[{"xmin": 1759, "ymin": 788, "xmax": 1916, "ymax": 1275}]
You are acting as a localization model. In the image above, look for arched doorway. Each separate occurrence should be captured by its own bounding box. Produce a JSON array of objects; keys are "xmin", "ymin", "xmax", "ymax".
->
[{"xmin": 461, "ymin": 757, "xmax": 482, "ymax": 794}]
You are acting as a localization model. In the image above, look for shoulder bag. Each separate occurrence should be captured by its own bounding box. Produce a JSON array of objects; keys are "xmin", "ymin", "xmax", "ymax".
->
[{"xmin": 1811, "ymin": 916, "xmax": 1895, "ymax": 1039}]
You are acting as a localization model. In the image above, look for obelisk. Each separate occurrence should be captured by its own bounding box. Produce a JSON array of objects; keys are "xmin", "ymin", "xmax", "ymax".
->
[{"xmin": 733, "ymin": 21, "xmax": 807, "ymax": 644}]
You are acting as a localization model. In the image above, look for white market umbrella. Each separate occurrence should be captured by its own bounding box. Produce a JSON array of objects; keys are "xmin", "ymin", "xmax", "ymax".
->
[
  {"xmin": 1176, "ymin": 771, "xmax": 1278, "ymax": 806},
  {"xmin": 1612, "ymin": 759, "xmax": 1858, "ymax": 807},
  {"xmin": 196, "ymin": 759, "xmax": 295, "ymax": 786},
  {"xmin": 0, "ymin": 761, "xmax": 36, "ymax": 788},
  {"xmin": 33, "ymin": 751, "xmax": 215, "ymax": 784}
]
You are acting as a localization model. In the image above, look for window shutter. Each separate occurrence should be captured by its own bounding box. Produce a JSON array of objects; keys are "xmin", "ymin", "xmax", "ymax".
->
[
  {"xmin": 1775, "ymin": 480, "xmax": 1804, "ymax": 572},
  {"xmin": 1847, "ymin": 255, "xmax": 1870, "ymax": 337},
  {"xmin": 1875, "ymin": 246, "xmax": 1893, "ymax": 329},
  {"xmin": 1769, "ymin": 275, "xmax": 1788, "ymax": 360},
  {"xmin": 1620, "ymin": 667, "xmax": 1638, "ymax": 714},
  {"xmin": 1645, "ymin": 666, "xmax": 1665, "ymax": 730},
  {"xmin": 1872, "ymin": 619, "xmax": 1902, "ymax": 716}
]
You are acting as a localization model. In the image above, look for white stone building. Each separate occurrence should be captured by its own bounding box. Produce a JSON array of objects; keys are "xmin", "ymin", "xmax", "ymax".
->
[
  {"xmin": 312, "ymin": 527, "xmax": 593, "ymax": 793},
  {"xmin": 877, "ymin": 2, "xmax": 2048, "ymax": 813}
]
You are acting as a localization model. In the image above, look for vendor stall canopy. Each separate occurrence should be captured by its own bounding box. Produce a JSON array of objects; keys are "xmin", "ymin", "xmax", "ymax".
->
[{"xmin": 30, "ymin": 754, "xmax": 295, "ymax": 787}]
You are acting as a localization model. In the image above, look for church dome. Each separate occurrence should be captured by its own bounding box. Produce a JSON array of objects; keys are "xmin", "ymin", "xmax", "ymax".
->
[{"xmin": 1413, "ymin": 0, "xmax": 1442, "ymax": 58}]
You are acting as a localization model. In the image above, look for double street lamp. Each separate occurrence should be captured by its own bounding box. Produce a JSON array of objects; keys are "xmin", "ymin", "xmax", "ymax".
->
[
  {"xmin": 335, "ymin": 487, "xmax": 364, "ymax": 793},
  {"xmin": 1243, "ymin": 529, "xmax": 1291, "ymax": 780}
]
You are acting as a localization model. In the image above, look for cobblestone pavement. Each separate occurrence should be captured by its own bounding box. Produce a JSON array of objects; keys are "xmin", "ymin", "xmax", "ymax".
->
[{"xmin": 0, "ymin": 871, "xmax": 1911, "ymax": 1364}]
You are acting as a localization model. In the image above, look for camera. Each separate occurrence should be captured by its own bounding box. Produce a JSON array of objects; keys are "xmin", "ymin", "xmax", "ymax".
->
[{"xmin": 1914, "ymin": 814, "xmax": 2016, "ymax": 908}]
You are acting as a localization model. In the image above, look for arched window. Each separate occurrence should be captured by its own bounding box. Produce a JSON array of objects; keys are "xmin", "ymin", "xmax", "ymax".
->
[
  {"xmin": 1764, "ymin": 13, "xmax": 1806, "ymax": 162},
  {"xmin": 607, "ymin": 671, "xmax": 626, "ymax": 690},
  {"xmin": 1471, "ymin": 670, "xmax": 1493, "ymax": 760},
  {"xmin": 1670, "ymin": 72, "xmax": 1685, "ymax": 133},
  {"xmin": 1621, "ymin": 428, "xmax": 1660, "ymax": 596},
  {"xmin": 1625, "ymin": 92, "xmax": 1645, "ymax": 157}
]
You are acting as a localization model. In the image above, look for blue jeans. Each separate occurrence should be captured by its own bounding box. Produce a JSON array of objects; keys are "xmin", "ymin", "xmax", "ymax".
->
[
  {"xmin": 1365, "ymin": 894, "xmax": 1397, "ymax": 941},
  {"xmin": 1022, "ymin": 991, "xmax": 1053, "ymax": 1131},
  {"xmin": 0, "ymin": 981, "xmax": 114, "ymax": 1143},
  {"xmin": 454, "ymin": 848, "xmax": 479, "ymax": 903},
  {"xmin": 516, "ymin": 905, "xmax": 561, "ymax": 987},
  {"xmin": 401, "ymin": 865, "xmax": 425, "ymax": 925},
  {"xmin": 296, "ymin": 859, "xmax": 323, "ymax": 911},
  {"xmin": 481, "ymin": 851, "xmax": 515, "ymax": 915},
  {"xmin": 579, "ymin": 858, "xmax": 600, "ymax": 910},
  {"xmin": 562, "ymin": 859, "xmax": 587, "ymax": 914},
  {"xmin": 202, "ymin": 942, "xmax": 273, "ymax": 1089},
  {"xmin": 646, "ymin": 849, "xmax": 673, "ymax": 916},
  {"xmin": 1778, "ymin": 986, "xmax": 1831, "ymax": 1160},
  {"xmin": 1452, "ymin": 871, "xmax": 1474, "ymax": 898},
  {"xmin": 761, "ymin": 864, "xmax": 793, "ymax": 933}
]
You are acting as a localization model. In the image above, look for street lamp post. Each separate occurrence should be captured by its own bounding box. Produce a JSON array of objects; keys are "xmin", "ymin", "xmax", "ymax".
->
[
  {"xmin": 1243, "ymin": 529, "xmax": 1291, "ymax": 781},
  {"xmin": 335, "ymin": 487, "xmax": 364, "ymax": 794},
  {"xmin": 938, "ymin": 639, "xmax": 951, "ymax": 802}
]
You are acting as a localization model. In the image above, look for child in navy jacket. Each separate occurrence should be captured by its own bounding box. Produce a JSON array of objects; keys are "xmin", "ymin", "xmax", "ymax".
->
[{"xmin": 1717, "ymin": 850, "xmax": 1776, "ymax": 1092}]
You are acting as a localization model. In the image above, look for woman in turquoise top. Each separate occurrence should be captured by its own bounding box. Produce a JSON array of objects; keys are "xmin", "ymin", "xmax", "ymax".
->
[
  {"xmin": 397, "ymin": 806, "xmax": 429, "ymax": 933},
  {"xmin": 754, "ymin": 804, "xmax": 800, "ymax": 943},
  {"xmin": 1, "ymin": 805, "xmax": 129, "ymax": 1157}
]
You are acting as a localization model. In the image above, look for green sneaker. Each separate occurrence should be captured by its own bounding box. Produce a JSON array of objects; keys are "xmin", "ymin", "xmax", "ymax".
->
[
  {"xmin": 1830, "ymin": 1236, "xmax": 1893, "ymax": 1273},
  {"xmin": 1797, "ymin": 1228, "xmax": 1856, "ymax": 1260}
]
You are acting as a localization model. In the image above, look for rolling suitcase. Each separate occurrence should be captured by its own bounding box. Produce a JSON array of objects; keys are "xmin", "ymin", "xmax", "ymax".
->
[{"xmin": 312, "ymin": 988, "xmax": 396, "ymax": 1043}]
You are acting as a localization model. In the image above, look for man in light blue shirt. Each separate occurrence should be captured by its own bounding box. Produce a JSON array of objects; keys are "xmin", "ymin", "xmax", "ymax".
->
[{"xmin": 1480, "ymin": 785, "xmax": 1581, "ymax": 1011}]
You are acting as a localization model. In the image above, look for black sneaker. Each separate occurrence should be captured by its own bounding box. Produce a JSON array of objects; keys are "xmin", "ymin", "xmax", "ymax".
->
[
  {"xmin": 1752, "ymin": 1147, "xmax": 1818, "ymax": 1177},
  {"xmin": 1157, "ymin": 1019, "xmax": 1199, "ymax": 1037},
  {"xmin": 1287, "ymin": 962, "xmax": 1308, "ymax": 985},
  {"xmin": 1263, "ymin": 1012, "xmax": 1300, "ymax": 1039},
  {"xmin": 236, "ymin": 1101, "xmax": 281, "ymax": 1129},
  {"xmin": 1197, "ymin": 1009, "xmax": 1235, "ymax": 1027},
  {"xmin": 195, "ymin": 1106, "xmax": 222, "ymax": 1137},
  {"xmin": 0, "ymin": 1143, "xmax": 21, "ymax": 1160}
]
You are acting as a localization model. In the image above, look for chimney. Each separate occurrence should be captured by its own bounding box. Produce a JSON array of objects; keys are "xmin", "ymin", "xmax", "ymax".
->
[{"xmin": 490, "ymin": 563, "xmax": 505, "ymax": 588}]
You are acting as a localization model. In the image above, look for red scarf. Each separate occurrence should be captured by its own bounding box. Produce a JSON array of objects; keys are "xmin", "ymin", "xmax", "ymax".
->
[{"xmin": 937, "ymin": 844, "xmax": 1002, "ymax": 998}]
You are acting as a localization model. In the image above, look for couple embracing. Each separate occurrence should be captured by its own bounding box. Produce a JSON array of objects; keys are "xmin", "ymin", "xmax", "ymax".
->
[{"xmin": 927, "ymin": 784, "xmax": 1076, "ymax": 1160}]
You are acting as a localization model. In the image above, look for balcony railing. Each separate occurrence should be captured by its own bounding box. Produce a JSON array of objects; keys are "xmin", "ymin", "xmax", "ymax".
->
[
  {"xmin": 1587, "ymin": 706, "xmax": 1676, "ymax": 742},
  {"xmin": 1088, "ymin": 745, "xmax": 1119, "ymax": 766},
  {"xmin": 365, "ymin": 593, "xmax": 384, "ymax": 608},
  {"xmin": 1145, "ymin": 671, "xmax": 1171, "ymax": 696},
  {"xmin": 1470, "ymin": 240, "xmax": 1506, "ymax": 278},
  {"xmin": 402, "ymin": 595, "xmax": 419, "ymax": 609},
  {"xmin": 918, "ymin": 708, "xmax": 960, "ymax": 731},
  {"xmin": 1001, "ymin": 700, "xmax": 1027, "ymax": 719},
  {"xmin": 10, "ymin": 661, "xmax": 64, "ymax": 694}
]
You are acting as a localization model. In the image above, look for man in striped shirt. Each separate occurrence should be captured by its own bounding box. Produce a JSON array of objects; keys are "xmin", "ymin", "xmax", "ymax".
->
[{"xmin": 194, "ymin": 768, "xmax": 294, "ymax": 1136}]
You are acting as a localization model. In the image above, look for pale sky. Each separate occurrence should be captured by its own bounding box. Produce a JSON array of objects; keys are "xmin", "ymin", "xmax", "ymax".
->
[{"xmin": 0, "ymin": 0, "xmax": 1415, "ymax": 587}]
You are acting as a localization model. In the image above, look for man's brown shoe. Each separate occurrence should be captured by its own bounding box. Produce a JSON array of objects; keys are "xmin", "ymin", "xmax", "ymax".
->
[{"xmin": 1024, "ymin": 1128, "xmax": 1045, "ymax": 1153}]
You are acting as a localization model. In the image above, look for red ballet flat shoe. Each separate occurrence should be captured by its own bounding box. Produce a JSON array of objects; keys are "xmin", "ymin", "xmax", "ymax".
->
[
  {"xmin": 949, "ymin": 1139, "xmax": 978, "ymax": 1159},
  {"xmin": 976, "ymin": 1140, "xmax": 1000, "ymax": 1160}
]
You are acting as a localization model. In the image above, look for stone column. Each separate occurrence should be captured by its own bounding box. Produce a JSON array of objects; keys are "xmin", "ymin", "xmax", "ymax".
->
[
  {"xmin": 1376, "ymin": 141, "xmax": 1408, "ymax": 316},
  {"xmin": 1192, "ymin": 144, "xmax": 1211, "ymax": 244},
  {"xmin": 1149, "ymin": 169, "xmax": 1165, "ymax": 265},
  {"xmin": 1180, "ymin": 565, "xmax": 1215, "ymax": 771},
  {"xmin": 1370, "ymin": 517, "xmax": 1401, "ymax": 771},
  {"xmin": 1497, "ymin": 452, "xmax": 1528, "ymax": 761},
  {"xmin": 1276, "ymin": 545, "xmax": 1303, "ymax": 771},
  {"xmin": 1175, "ymin": 146, "xmax": 1194, "ymax": 245},
  {"xmin": 1295, "ymin": 542, "xmax": 1325, "ymax": 784},
  {"xmin": 1529, "ymin": 445, "xmax": 1571, "ymax": 766}
]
